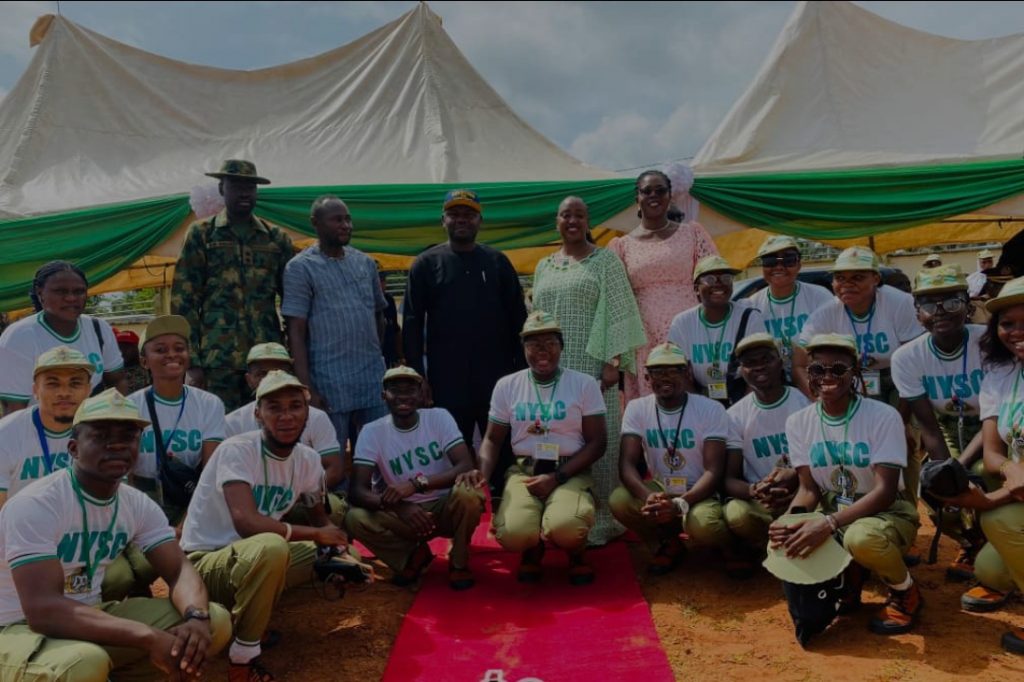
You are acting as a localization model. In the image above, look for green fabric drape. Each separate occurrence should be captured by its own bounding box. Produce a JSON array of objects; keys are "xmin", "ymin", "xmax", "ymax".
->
[
  {"xmin": 0, "ymin": 180, "xmax": 635, "ymax": 311},
  {"xmin": 690, "ymin": 159, "xmax": 1024, "ymax": 239}
]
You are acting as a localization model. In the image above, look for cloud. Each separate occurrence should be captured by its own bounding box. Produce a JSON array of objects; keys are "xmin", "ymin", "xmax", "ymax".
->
[{"xmin": 0, "ymin": 1, "xmax": 56, "ymax": 63}]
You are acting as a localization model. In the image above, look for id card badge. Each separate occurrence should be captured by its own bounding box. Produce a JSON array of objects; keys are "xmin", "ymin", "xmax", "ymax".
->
[
  {"xmin": 533, "ymin": 442, "xmax": 560, "ymax": 461},
  {"xmin": 707, "ymin": 382, "xmax": 728, "ymax": 401},
  {"xmin": 663, "ymin": 476, "xmax": 687, "ymax": 495},
  {"xmin": 862, "ymin": 370, "xmax": 881, "ymax": 396},
  {"xmin": 64, "ymin": 568, "xmax": 91, "ymax": 595},
  {"xmin": 836, "ymin": 495, "xmax": 855, "ymax": 512}
]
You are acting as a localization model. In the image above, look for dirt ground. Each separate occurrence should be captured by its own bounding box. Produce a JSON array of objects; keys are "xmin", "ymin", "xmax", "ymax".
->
[{"xmin": 199, "ymin": 507, "xmax": 1024, "ymax": 682}]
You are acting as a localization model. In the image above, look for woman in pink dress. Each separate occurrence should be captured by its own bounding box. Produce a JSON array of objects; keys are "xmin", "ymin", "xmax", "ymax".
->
[{"xmin": 609, "ymin": 170, "xmax": 719, "ymax": 401}]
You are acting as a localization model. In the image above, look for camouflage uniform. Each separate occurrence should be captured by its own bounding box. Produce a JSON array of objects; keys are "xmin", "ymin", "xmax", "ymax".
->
[{"xmin": 171, "ymin": 210, "xmax": 293, "ymax": 411}]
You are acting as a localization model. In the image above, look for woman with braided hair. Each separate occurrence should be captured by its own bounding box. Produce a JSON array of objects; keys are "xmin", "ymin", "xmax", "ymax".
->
[{"xmin": 0, "ymin": 261, "xmax": 125, "ymax": 414}]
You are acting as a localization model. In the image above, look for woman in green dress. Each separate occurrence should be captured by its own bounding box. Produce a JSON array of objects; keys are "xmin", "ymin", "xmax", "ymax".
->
[{"xmin": 532, "ymin": 196, "xmax": 647, "ymax": 545}]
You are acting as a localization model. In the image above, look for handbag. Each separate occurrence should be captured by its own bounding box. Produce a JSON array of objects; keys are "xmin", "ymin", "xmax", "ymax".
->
[{"xmin": 145, "ymin": 389, "xmax": 201, "ymax": 513}]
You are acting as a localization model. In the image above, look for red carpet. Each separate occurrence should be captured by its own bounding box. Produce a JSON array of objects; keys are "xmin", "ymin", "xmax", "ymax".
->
[{"xmin": 382, "ymin": 515, "xmax": 674, "ymax": 682}]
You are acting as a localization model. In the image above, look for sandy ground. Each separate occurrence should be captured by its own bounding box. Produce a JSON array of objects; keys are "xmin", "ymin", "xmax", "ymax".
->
[{"xmin": 197, "ymin": 507, "xmax": 1024, "ymax": 682}]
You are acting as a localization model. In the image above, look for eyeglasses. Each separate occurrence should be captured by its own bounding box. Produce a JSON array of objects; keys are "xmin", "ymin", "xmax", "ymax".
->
[
  {"xmin": 738, "ymin": 353, "xmax": 777, "ymax": 369},
  {"xmin": 524, "ymin": 339, "xmax": 560, "ymax": 352},
  {"xmin": 638, "ymin": 186, "xmax": 669, "ymax": 197},
  {"xmin": 647, "ymin": 366, "xmax": 685, "ymax": 378},
  {"xmin": 915, "ymin": 297, "xmax": 966, "ymax": 316},
  {"xmin": 807, "ymin": 362, "xmax": 853, "ymax": 379},
  {"xmin": 697, "ymin": 273, "xmax": 734, "ymax": 286},
  {"xmin": 760, "ymin": 253, "xmax": 800, "ymax": 268},
  {"xmin": 383, "ymin": 384, "xmax": 420, "ymax": 397}
]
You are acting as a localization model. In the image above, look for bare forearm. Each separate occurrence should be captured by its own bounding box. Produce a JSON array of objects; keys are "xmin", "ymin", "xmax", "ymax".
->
[
  {"xmin": 682, "ymin": 470, "xmax": 718, "ymax": 505},
  {"xmin": 28, "ymin": 599, "xmax": 159, "ymax": 650},
  {"xmin": 559, "ymin": 437, "xmax": 607, "ymax": 478}
]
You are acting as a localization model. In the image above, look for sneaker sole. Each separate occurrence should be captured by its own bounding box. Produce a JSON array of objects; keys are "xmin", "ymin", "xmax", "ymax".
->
[
  {"xmin": 961, "ymin": 596, "xmax": 1008, "ymax": 613},
  {"xmin": 869, "ymin": 617, "xmax": 918, "ymax": 635},
  {"xmin": 1001, "ymin": 632, "xmax": 1024, "ymax": 655}
]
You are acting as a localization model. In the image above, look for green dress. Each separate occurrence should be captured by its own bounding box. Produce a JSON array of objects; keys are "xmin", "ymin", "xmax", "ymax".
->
[{"xmin": 533, "ymin": 248, "xmax": 647, "ymax": 545}]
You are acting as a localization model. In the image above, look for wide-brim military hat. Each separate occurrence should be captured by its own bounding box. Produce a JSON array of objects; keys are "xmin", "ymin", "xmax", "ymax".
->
[
  {"xmin": 383, "ymin": 366, "xmax": 424, "ymax": 385},
  {"xmin": 256, "ymin": 370, "xmax": 309, "ymax": 401},
  {"xmin": 34, "ymin": 345, "xmax": 94, "ymax": 378},
  {"xmin": 986, "ymin": 275, "xmax": 1024, "ymax": 313},
  {"xmin": 693, "ymin": 254, "xmax": 741, "ymax": 282},
  {"xmin": 735, "ymin": 332, "xmax": 781, "ymax": 358},
  {"xmin": 831, "ymin": 246, "xmax": 880, "ymax": 273},
  {"xmin": 139, "ymin": 315, "xmax": 191, "ymax": 351},
  {"xmin": 763, "ymin": 512, "xmax": 853, "ymax": 584},
  {"xmin": 520, "ymin": 310, "xmax": 562, "ymax": 338},
  {"xmin": 247, "ymin": 343, "xmax": 293, "ymax": 365},
  {"xmin": 645, "ymin": 342, "xmax": 689, "ymax": 367},
  {"xmin": 205, "ymin": 159, "xmax": 271, "ymax": 185},
  {"xmin": 912, "ymin": 264, "xmax": 967, "ymax": 296},
  {"xmin": 73, "ymin": 388, "xmax": 150, "ymax": 427}
]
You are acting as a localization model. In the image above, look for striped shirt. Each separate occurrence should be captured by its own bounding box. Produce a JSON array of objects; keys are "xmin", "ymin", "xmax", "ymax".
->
[{"xmin": 281, "ymin": 243, "xmax": 386, "ymax": 413}]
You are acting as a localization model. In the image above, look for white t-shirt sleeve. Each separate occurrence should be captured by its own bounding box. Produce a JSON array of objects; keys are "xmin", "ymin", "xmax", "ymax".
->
[
  {"xmin": 869, "ymin": 402, "xmax": 908, "ymax": 468},
  {"xmin": 132, "ymin": 493, "xmax": 177, "ymax": 553},
  {"xmin": 436, "ymin": 409, "xmax": 466, "ymax": 452},
  {"xmin": 298, "ymin": 453, "xmax": 326, "ymax": 499},
  {"xmin": 580, "ymin": 375, "xmax": 607, "ymax": 416},
  {"xmin": 214, "ymin": 442, "xmax": 258, "ymax": 489},
  {"xmin": 666, "ymin": 313, "xmax": 686, "ymax": 348},
  {"xmin": 488, "ymin": 377, "xmax": 512, "ymax": 425},
  {"xmin": 3, "ymin": 494, "xmax": 59, "ymax": 568},
  {"xmin": 620, "ymin": 399, "xmax": 644, "ymax": 438},
  {"xmin": 785, "ymin": 411, "xmax": 810, "ymax": 469},
  {"xmin": 890, "ymin": 344, "xmax": 926, "ymax": 400},
  {"xmin": 979, "ymin": 366, "xmax": 1009, "ymax": 421},
  {"xmin": 890, "ymin": 289, "xmax": 925, "ymax": 343},
  {"xmin": 309, "ymin": 409, "xmax": 341, "ymax": 456},
  {"xmin": 97, "ymin": 319, "xmax": 125, "ymax": 372},
  {"xmin": 224, "ymin": 408, "xmax": 245, "ymax": 439},
  {"xmin": 726, "ymin": 408, "xmax": 743, "ymax": 450},
  {"xmin": 352, "ymin": 422, "xmax": 381, "ymax": 468},
  {"xmin": 704, "ymin": 400, "xmax": 730, "ymax": 442},
  {"xmin": 798, "ymin": 309, "xmax": 825, "ymax": 347},
  {"xmin": 201, "ymin": 393, "xmax": 227, "ymax": 444},
  {"xmin": 0, "ymin": 338, "xmax": 33, "ymax": 402}
]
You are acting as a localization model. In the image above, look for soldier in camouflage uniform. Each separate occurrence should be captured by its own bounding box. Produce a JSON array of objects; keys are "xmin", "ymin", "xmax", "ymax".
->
[{"xmin": 171, "ymin": 160, "xmax": 294, "ymax": 411}]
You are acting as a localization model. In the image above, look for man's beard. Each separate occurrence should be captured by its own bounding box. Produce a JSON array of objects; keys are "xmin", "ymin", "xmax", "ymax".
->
[{"xmin": 264, "ymin": 429, "xmax": 302, "ymax": 451}]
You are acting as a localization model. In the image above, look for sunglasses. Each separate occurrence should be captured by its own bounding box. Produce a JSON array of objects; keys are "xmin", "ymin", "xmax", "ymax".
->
[
  {"xmin": 647, "ymin": 366, "xmax": 685, "ymax": 378},
  {"xmin": 638, "ymin": 186, "xmax": 669, "ymax": 197},
  {"xmin": 807, "ymin": 362, "xmax": 853, "ymax": 379},
  {"xmin": 524, "ymin": 339, "xmax": 560, "ymax": 352},
  {"xmin": 915, "ymin": 297, "xmax": 966, "ymax": 316},
  {"xmin": 760, "ymin": 253, "xmax": 801, "ymax": 268},
  {"xmin": 697, "ymin": 273, "xmax": 734, "ymax": 286}
]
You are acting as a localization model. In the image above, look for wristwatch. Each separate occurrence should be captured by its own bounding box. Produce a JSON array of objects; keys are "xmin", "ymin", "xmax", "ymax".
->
[
  {"xmin": 413, "ymin": 473, "xmax": 430, "ymax": 493},
  {"xmin": 183, "ymin": 606, "xmax": 210, "ymax": 622},
  {"xmin": 672, "ymin": 497, "xmax": 690, "ymax": 520}
]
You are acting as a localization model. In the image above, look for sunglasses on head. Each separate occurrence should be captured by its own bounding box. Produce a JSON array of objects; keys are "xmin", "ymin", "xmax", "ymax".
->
[
  {"xmin": 915, "ymin": 297, "xmax": 966, "ymax": 316},
  {"xmin": 760, "ymin": 253, "xmax": 800, "ymax": 268},
  {"xmin": 807, "ymin": 362, "xmax": 853, "ymax": 379},
  {"xmin": 638, "ymin": 186, "xmax": 669, "ymax": 197}
]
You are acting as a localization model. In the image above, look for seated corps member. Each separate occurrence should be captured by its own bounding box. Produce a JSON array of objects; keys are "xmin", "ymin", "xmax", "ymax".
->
[
  {"xmin": 0, "ymin": 389, "xmax": 230, "ymax": 681},
  {"xmin": 346, "ymin": 366, "xmax": 483, "ymax": 590},
  {"xmin": 771, "ymin": 333, "xmax": 921, "ymax": 635},
  {"xmin": 0, "ymin": 346, "xmax": 93, "ymax": 506},
  {"xmin": 468, "ymin": 311, "xmax": 607, "ymax": 585},
  {"xmin": 668, "ymin": 255, "xmax": 764, "ymax": 406},
  {"xmin": 723, "ymin": 333, "xmax": 809, "ymax": 558},
  {"xmin": 937, "ymin": 276, "xmax": 1024, "ymax": 652},
  {"xmin": 891, "ymin": 265, "xmax": 988, "ymax": 579},
  {"xmin": 180, "ymin": 370, "xmax": 347, "ymax": 682},
  {"xmin": 225, "ymin": 342, "xmax": 345, "ymax": 524},
  {"xmin": 127, "ymin": 316, "xmax": 226, "ymax": 524},
  {"xmin": 610, "ymin": 342, "xmax": 732, "ymax": 576}
]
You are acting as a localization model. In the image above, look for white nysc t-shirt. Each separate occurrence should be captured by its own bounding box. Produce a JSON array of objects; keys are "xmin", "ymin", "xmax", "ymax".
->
[
  {"xmin": 225, "ymin": 400, "xmax": 341, "ymax": 457},
  {"xmin": 128, "ymin": 387, "xmax": 226, "ymax": 479},
  {"xmin": 0, "ymin": 407, "xmax": 73, "ymax": 497},
  {"xmin": 727, "ymin": 387, "xmax": 810, "ymax": 484}
]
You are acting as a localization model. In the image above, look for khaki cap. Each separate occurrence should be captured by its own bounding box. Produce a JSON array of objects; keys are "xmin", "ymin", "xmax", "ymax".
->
[
  {"xmin": 383, "ymin": 366, "xmax": 424, "ymax": 385},
  {"xmin": 831, "ymin": 246, "xmax": 880, "ymax": 273},
  {"xmin": 520, "ymin": 310, "xmax": 562, "ymax": 338},
  {"xmin": 205, "ymin": 159, "xmax": 271, "ymax": 185},
  {"xmin": 247, "ymin": 343, "xmax": 293, "ymax": 364},
  {"xmin": 645, "ymin": 342, "xmax": 689, "ymax": 367},
  {"xmin": 255, "ymin": 370, "xmax": 309, "ymax": 401},
  {"xmin": 693, "ymin": 254, "xmax": 741, "ymax": 282},
  {"xmin": 33, "ymin": 345, "xmax": 94, "ymax": 378},
  {"xmin": 986, "ymin": 275, "xmax": 1024, "ymax": 314},
  {"xmin": 73, "ymin": 388, "xmax": 150, "ymax": 427},
  {"xmin": 139, "ymin": 315, "xmax": 190, "ymax": 351},
  {"xmin": 734, "ymin": 332, "xmax": 781, "ymax": 358},
  {"xmin": 757, "ymin": 235, "xmax": 800, "ymax": 258},
  {"xmin": 978, "ymin": 249, "xmax": 995, "ymax": 260},
  {"xmin": 912, "ymin": 264, "xmax": 967, "ymax": 295},
  {"xmin": 763, "ymin": 512, "xmax": 853, "ymax": 584},
  {"xmin": 805, "ymin": 333, "xmax": 859, "ymax": 358}
]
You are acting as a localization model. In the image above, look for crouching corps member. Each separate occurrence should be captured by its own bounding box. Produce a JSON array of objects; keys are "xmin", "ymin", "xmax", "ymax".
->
[
  {"xmin": 610, "ymin": 342, "xmax": 733, "ymax": 576},
  {"xmin": 346, "ymin": 366, "xmax": 483, "ymax": 590},
  {"xmin": 180, "ymin": 370, "xmax": 347, "ymax": 682},
  {"xmin": 0, "ymin": 389, "xmax": 230, "ymax": 681}
]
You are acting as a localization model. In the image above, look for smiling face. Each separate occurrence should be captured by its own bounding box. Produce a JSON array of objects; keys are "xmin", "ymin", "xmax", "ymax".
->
[
  {"xmin": 523, "ymin": 333, "xmax": 563, "ymax": 376},
  {"xmin": 738, "ymin": 347, "xmax": 783, "ymax": 394},
  {"xmin": 140, "ymin": 334, "xmax": 189, "ymax": 384},
  {"xmin": 556, "ymin": 197, "xmax": 589, "ymax": 246},
  {"xmin": 914, "ymin": 291, "xmax": 968, "ymax": 336},
  {"xmin": 442, "ymin": 205, "xmax": 482, "ymax": 246},
  {"xmin": 383, "ymin": 378, "xmax": 423, "ymax": 419},
  {"xmin": 832, "ymin": 270, "xmax": 880, "ymax": 313},
  {"xmin": 997, "ymin": 303, "xmax": 1024, "ymax": 363},
  {"xmin": 808, "ymin": 348, "xmax": 857, "ymax": 401},
  {"xmin": 256, "ymin": 387, "xmax": 309, "ymax": 449},
  {"xmin": 644, "ymin": 365, "xmax": 689, "ymax": 402},
  {"xmin": 760, "ymin": 249, "xmax": 801, "ymax": 294},
  {"xmin": 696, "ymin": 271, "xmax": 734, "ymax": 307},
  {"xmin": 34, "ymin": 368, "xmax": 92, "ymax": 425},
  {"xmin": 37, "ymin": 270, "xmax": 88, "ymax": 325},
  {"xmin": 636, "ymin": 173, "xmax": 671, "ymax": 222},
  {"xmin": 70, "ymin": 420, "xmax": 143, "ymax": 482}
]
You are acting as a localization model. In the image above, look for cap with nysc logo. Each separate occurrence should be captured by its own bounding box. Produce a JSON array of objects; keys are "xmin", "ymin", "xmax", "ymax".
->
[
  {"xmin": 645, "ymin": 342, "xmax": 689, "ymax": 367},
  {"xmin": 912, "ymin": 264, "xmax": 967, "ymax": 296},
  {"xmin": 757, "ymin": 235, "xmax": 800, "ymax": 258},
  {"xmin": 139, "ymin": 315, "xmax": 191, "ymax": 351},
  {"xmin": 34, "ymin": 346, "xmax": 94, "ymax": 378},
  {"xmin": 519, "ymin": 310, "xmax": 562, "ymax": 338},
  {"xmin": 247, "ymin": 343, "xmax": 293, "ymax": 365},
  {"xmin": 978, "ymin": 249, "xmax": 995, "ymax": 260},
  {"xmin": 693, "ymin": 254, "xmax": 741, "ymax": 282},
  {"xmin": 73, "ymin": 388, "xmax": 150, "ymax": 427},
  {"xmin": 734, "ymin": 332, "xmax": 781, "ymax": 358},
  {"xmin": 383, "ymin": 366, "xmax": 424, "ymax": 386},
  {"xmin": 804, "ymin": 333, "xmax": 859, "ymax": 358},
  {"xmin": 831, "ymin": 246, "xmax": 880, "ymax": 273},
  {"xmin": 443, "ymin": 189, "xmax": 481, "ymax": 213},
  {"xmin": 255, "ymin": 370, "xmax": 309, "ymax": 401},
  {"xmin": 985, "ymin": 275, "xmax": 1024, "ymax": 314},
  {"xmin": 204, "ymin": 159, "xmax": 271, "ymax": 185},
  {"xmin": 763, "ymin": 512, "xmax": 853, "ymax": 584},
  {"xmin": 923, "ymin": 251, "xmax": 942, "ymax": 266}
]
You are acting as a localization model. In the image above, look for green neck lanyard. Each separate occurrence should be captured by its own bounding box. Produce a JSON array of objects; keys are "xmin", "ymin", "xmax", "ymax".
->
[
  {"xmin": 68, "ymin": 469, "xmax": 120, "ymax": 586},
  {"xmin": 767, "ymin": 286, "xmax": 799, "ymax": 343},
  {"xmin": 260, "ymin": 440, "xmax": 296, "ymax": 511},
  {"xmin": 530, "ymin": 370, "xmax": 562, "ymax": 433},
  {"xmin": 699, "ymin": 305, "xmax": 733, "ymax": 368},
  {"xmin": 816, "ymin": 396, "xmax": 858, "ymax": 493}
]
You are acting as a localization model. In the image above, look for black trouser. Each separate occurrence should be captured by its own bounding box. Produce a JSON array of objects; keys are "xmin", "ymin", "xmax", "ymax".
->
[{"xmin": 450, "ymin": 405, "xmax": 513, "ymax": 496}]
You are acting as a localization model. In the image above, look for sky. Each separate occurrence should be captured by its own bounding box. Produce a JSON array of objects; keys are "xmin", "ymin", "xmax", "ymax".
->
[{"xmin": 1, "ymin": 1, "xmax": 1023, "ymax": 173}]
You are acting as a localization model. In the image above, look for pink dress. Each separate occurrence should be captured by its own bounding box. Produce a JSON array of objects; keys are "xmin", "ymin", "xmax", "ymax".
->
[{"xmin": 608, "ymin": 222, "xmax": 718, "ymax": 400}]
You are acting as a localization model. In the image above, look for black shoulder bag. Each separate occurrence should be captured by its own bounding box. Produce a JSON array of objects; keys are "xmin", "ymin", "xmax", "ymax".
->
[
  {"xmin": 725, "ymin": 306, "xmax": 756, "ymax": 405},
  {"xmin": 145, "ymin": 389, "xmax": 202, "ymax": 514}
]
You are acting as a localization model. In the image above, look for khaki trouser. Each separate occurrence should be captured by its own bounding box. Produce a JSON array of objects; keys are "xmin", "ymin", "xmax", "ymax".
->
[
  {"xmin": 823, "ymin": 496, "xmax": 920, "ymax": 586},
  {"xmin": 608, "ymin": 482, "xmax": 732, "ymax": 552},
  {"xmin": 0, "ymin": 598, "xmax": 230, "ymax": 682},
  {"xmin": 188, "ymin": 533, "xmax": 316, "ymax": 645},
  {"xmin": 723, "ymin": 498, "xmax": 776, "ymax": 550},
  {"xmin": 345, "ymin": 485, "xmax": 484, "ymax": 571},
  {"xmin": 974, "ymin": 502, "xmax": 1024, "ymax": 594},
  {"xmin": 494, "ymin": 462, "xmax": 595, "ymax": 553}
]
